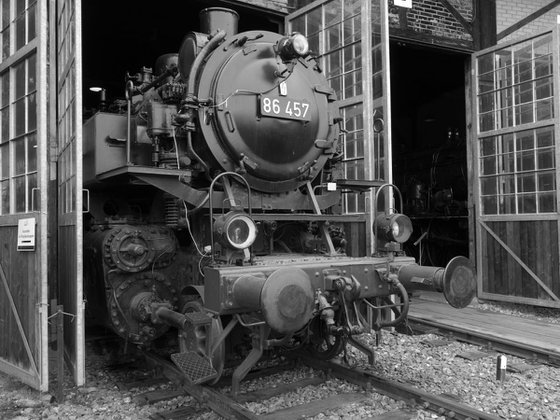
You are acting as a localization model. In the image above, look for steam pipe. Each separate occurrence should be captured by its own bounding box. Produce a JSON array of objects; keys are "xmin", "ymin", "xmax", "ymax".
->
[{"xmin": 185, "ymin": 30, "xmax": 227, "ymax": 104}]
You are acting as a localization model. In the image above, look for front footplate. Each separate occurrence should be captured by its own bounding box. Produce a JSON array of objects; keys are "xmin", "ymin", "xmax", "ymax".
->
[
  {"xmin": 154, "ymin": 307, "xmax": 219, "ymax": 384},
  {"xmin": 171, "ymin": 351, "xmax": 218, "ymax": 384}
]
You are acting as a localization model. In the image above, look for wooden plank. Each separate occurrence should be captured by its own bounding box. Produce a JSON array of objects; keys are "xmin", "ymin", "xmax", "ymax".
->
[
  {"xmin": 409, "ymin": 301, "xmax": 560, "ymax": 352},
  {"xmin": 236, "ymin": 377, "xmax": 325, "ymax": 403},
  {"xmin": 481, "ymin": 221, "xmax": 560, "ymax": 301},
  {"xmin": 549, "ymin": 222, "xmax": 560, "ymax": 298},
  {"xmin": 135, "ymin": 389, "xmax": 185, "ymax": 406},
  {"xmin": 497, "ymin": 0, "xmax": 560, "ymax": 41},
  {"xmin": 150, "ymin": 405, "xmax": 202, "ymax": 420},
  {"xmin": 367, "ymin": 409, "xmax": 414, "ymax": 420},
  {"xmin": 523, "ymin": 221, "xmax": 538, "ymax": 299},
  {"xmin": 260, "ymin": 393, "xmax": 368, "ymax": 420},
  {"xmin": 0, "ymin": 225, "xmax": 40, "ymax": 386}
]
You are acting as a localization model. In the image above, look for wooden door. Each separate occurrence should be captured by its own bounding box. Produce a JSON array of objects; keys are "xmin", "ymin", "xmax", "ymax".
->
[
  {"xmin": 51, "ymin": 0, "xmax": 85, "ymax": 384},
  {"xmin": 286, "ymin": 0, "xmax": 392, "ymax": 255},
  {"xmin": 472, "ymin": 28, "xmax": 560, "ymax": 307},
  {"xmin": 0, "ymin": 0, "xmax": 49, "ymax": 390}
]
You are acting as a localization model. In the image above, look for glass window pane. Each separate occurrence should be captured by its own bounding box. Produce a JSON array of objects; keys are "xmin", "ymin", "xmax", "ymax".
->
[
  {"xmin": 0, "ymin": 108, "xmax": 8, "ymax": 142},
  {"xmin": 538, "ymin": 192, "xmax": 556, "ymax": 212},
  {"xmin": 324, "ymin": 0, "xmax": 342, "ymax": 27},
  {"xmin": 478, "ymin": 53, "xmax": 494, "ymax": 74},
  {"xmin": 27, "ymin": 133, "xmax": 36, "ymax": 172},
  {"xmin": 14, "ymin": 98, "xmax": 25, "ymax": 136},
  {"xmin": 537, "ymin": 148, "xmax": 554, "ymax": 170},
  {"xmin": 28, "ymin": 3, "xmax": 36, "ymax": 42},
  {"xmin": 517, "ymin": 173, "xmax": 535, "ymax": 192},
  {"xmin": 325, "ymin": 50, "xmax": 341, "ymax": 77},
  {"xmin": 479, "ymin": 112, "xmax": 494, "ymax": 132},
  {"xmin": 515, "ymin": 103, "xmax": 533, "ymax": 125},
  {"xmin": 27, "ymin": 93, "xmax": 36, "ymax": 130},
  {"xmin": 482, "ymin": 196, "xmax": 497, "ymax": 215},
  {"xmin": 479, "ymin": 93, "xmax": 494, "ymax": 114},
  {"xmin": 537, "ymin": 127, "xmax": 554, "ymax": 147},
  {"xmin": 517, "ymin": 150, "xmax": 534, "ymax": 172},
  {"xmin": 306, "ymin": 7, "xmax": 321, "ymax": 36},
  {"xmin": 16, "ymin": 0, "xmax": 25, "ymax": 15},
  {"xmin": 326, "ymin": 23, "xmax": 341, "ymax": 51},
  {"xmin": 15, "ymin": 60, "xmax": 25, "ymax": 99},
  {"xmin": 15, "ymin": 14, "xmax": 25, "ymax": 50},
  {"xmin": 538, "ymin": 172, "xmax": 555, "ymax": 191},
  {"xmin": 2, "ymin": 0, "xmax": 10, "ymax": 29},
  {"xmin": 535, "ymin": 77, "xmax": 553, "ymax": 99},
  {"xmin": 481, "ymin": 177, "xmax": 497, "ymax": 195},
  {"xmin": 14, "ymin": 138, "xmax": 25, "ymax": 174},
  {"xmin": 480, "ymin": 137, "xmax": 496, "ymax": 156},
  {"xmin": 517, "ymin": 131, "xmax": 534, "ymax": 150},
  {"xmin": 536, "ymin": 99, "xmax": 553, "ymax": 121},
  {"xmin": 291, "ymin": 15, "xmax": 305, "ymax": 33},
  {"xmin": 1, "ymin": 179, "xmax": 9, "ymax": 213},
  {"xmin": 0, "ymin": 72, "xmax": 8, "ymax": 106},
  {"xmin": 1, "ymin": 28, "xmax": 9, "ymax": 60},
  {"xmin": 518, "ymin": 194, "xmax": 536, "ymax": 214},
  {"xmin": 14, "ymin": 175, "xmax": 25, "ymax": 212},
  {"xmin": 502, "ymin": 152, "xmax": 515, "ymax": 173},
  {"xmin": 481, "ymin": 156, "xmax": 496, "ymax": 175},
  {"xmin": 0, "ymin": 143, "xmax": 8, "ymax": 178},
  {"xmin": 28, "ymin": 54, "xmax": 36, "ymax": 92},
  {"xmin": 27, "ymin": 172, "xmax": 36, "ymax": 210}
]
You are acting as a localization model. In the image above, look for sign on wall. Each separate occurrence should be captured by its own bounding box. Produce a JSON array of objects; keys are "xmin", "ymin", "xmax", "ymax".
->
[{"xmin": 17, "ymin": 218, "xmax": 36, "ymax": 252}]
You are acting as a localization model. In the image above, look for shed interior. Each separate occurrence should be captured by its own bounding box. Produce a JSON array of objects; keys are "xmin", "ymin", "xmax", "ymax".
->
[
  {"xmin": 390, "ymin": 42, "xmax": 469, "ymax": 267},
  {"xmin": 81, "ymin": 0, "xmax": 282, "ymax": 112}
]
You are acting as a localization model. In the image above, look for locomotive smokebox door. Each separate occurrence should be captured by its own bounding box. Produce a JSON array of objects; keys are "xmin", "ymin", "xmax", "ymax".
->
[{"xmin": 192, "ymin": 31, "xmax": 338, "ymax": 193}]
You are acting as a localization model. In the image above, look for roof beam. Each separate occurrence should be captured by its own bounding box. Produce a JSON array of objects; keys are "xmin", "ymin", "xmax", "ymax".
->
[{"xmin": 438, "ymin": 0, "xmax": 473, "ymax": 34}]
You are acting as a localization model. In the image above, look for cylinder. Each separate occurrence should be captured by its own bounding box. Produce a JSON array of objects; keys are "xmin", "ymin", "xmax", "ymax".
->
[
  {"xmin": 231, "ymin": 274, "xmax": 267, "ymax": 309},
  {"xmin": 397, "ymin": 256, "xmax": 476, "ymax": 309},
  {"xmin": 200, "ymin": 7, "xmax": 239, "ymax": 36},
  {"xmin": 397, "ymin": 264, "xmax": 446, "ymax": 292}
]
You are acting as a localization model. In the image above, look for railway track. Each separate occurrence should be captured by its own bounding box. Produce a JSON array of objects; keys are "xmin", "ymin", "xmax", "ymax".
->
[
  {"xmin": 141, "ymin": 350, "xmax": 501, "ymax": 420},
  {"xmin": 406, "ymin": 316, "xmax": 560, "ymax": 367}
]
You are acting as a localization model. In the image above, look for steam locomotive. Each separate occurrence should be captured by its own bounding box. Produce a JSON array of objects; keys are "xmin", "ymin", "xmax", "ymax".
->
[{"xmin": 83, "ymin": 7, "xmax": 476, "ymax": 395}]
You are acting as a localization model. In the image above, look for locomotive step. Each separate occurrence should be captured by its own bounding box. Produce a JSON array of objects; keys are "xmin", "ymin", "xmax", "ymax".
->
[{"xmin": 171, "ymin": 351, "xmax": 218, "ymax": 384}]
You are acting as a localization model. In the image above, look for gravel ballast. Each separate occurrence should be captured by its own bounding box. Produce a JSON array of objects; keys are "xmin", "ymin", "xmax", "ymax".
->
[{"xmin": 0, "ymin": 300, "xmax": 559, "ymax": 419}]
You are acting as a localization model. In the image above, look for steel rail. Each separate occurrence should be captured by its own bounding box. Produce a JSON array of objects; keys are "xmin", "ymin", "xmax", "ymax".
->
[
  {"xmin": 143, "ymin": 348, "xmax": 501, "ymax": 420},
  {"xmin": 293, "ymin": 352, "xmax": 501, "ymax": 420},
  {"xmin": 142, "ymin": 352, "xmax": 258, "ymax": 420}
]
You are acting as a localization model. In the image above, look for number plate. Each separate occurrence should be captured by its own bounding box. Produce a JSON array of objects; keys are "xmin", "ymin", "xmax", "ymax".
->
[{"xmin": 259, "ymin": 95, "xmax": 311, "ymax": 121}]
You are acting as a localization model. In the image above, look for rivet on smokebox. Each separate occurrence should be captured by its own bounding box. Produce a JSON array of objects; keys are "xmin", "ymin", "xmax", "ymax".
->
[{"xmin": 496, "ymin": 354, "xmax": 507, "ymax": 381}]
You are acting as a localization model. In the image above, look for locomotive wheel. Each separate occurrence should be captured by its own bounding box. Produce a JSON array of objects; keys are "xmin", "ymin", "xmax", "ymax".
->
[
  {"xmin": 179, "ymin": 301, "xmax": 225, "ymax": 385},
  {"xmin": 307, "ymin": 317, "xmax": 344, "ymax": 360}
]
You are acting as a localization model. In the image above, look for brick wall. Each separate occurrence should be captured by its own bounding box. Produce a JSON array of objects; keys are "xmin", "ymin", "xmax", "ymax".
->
[
  {"xmin": 390, "ymin": 0, "xmax": 473, "ymax": 41},
  {"xmin": 497, "ymin": 0, "xmax": 560, "ymax": 43}
]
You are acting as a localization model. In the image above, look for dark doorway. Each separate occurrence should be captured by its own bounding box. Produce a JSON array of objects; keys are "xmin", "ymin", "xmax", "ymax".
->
[
  {"xmin": 390, "ymin": 42, "xmax": 469, "ymax": 267},
  {"xmin": 81, "ymin": 1, "xmax": 282, "ymax": 113}
]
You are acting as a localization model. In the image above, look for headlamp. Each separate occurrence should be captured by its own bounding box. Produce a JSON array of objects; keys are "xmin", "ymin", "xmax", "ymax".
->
[
  {"xmin": 277, "ymin": 33, "xmax": 310, "ymax": 61},
  {"xmin": 374, "ymin": 213, "xmax": 413, "ymax": 243},
  {"xmin": 214, "ymin": 211, "xmax": 257, "ymax": 250}
]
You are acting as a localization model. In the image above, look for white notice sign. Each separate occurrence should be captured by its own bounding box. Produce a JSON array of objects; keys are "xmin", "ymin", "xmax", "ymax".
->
[
  {"xmin": 394, "ymin": 0, "xmax": 412, "ymax": 8},
  {"xmin": 17, "ymin": 217, "xmax": 36, "ymax": 251}
]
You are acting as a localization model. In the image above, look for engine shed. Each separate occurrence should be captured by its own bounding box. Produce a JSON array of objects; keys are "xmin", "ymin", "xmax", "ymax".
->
[{"xmin": 1, "ymin": 0, "xmax": 560, "ymax": 393}]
